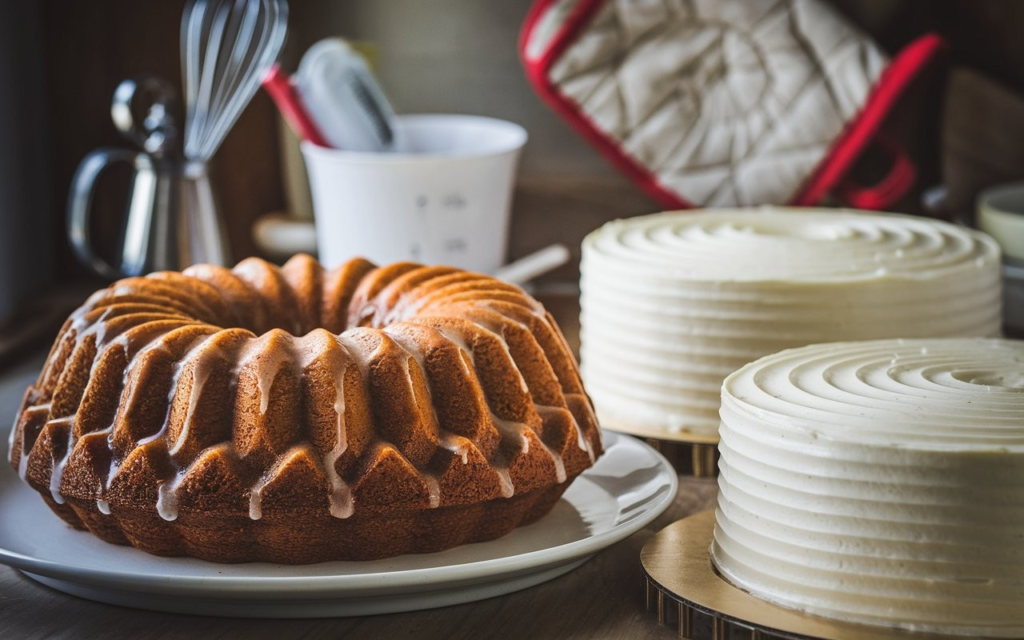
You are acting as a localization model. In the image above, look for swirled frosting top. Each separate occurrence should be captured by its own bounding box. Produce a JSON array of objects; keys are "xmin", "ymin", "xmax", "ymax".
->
[
  {"xmin": 583, "ymin": 208, "xmax": 1000, "ymax": 282},
  {"xmin": 722, "ymin": 338, "xmax": 1024, "ymax": 452}
]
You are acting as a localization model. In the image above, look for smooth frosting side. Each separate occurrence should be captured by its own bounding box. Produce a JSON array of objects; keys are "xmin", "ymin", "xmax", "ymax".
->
[
  {"xmin": 712, "ymin": 338, "xmax": 1024, "ymax": 636},
  {"xmin": 579, "ymin": 209, "xmax": 1002, "ymax": 435}
]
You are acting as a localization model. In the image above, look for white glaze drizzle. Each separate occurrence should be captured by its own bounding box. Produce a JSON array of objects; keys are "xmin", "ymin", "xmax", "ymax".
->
[
  {"xmin": 234, "ymin": 334, "xmax": 293, "ymax": 416},
  {"xmin": 490, "ymin": 413, "xmax": 566, "ymax": 485},
  {"xmin": 547, "ymin": 445, "xmax": 566, "ymax": 483},
  {"xmin": 12, "ymin": 404, "xmax": 51, "ymax": 481},
  {"xmin": 258, "ymin": 352, "xmax": 287, "ymax": 417},
  {"xmin": 40, "ymin": 306, "xmax": 117, "ymax": 503},
  {"xmin": 472, "ymin": 308, "xmax": 597, "ymax": 465},
  {"xmin": 439, "ymin": 322, "xmax": 573, "ymax": 488},
  {"xmin": 324, "ymin": 464, "xmax": 354, "ymax": 519},
  {"xmin": 423, "ymin": 474, "xmax": 441, "ymax": 508},
  {"xmin": 6, "ymin": 414, "xmax": 16, "ymax": 465},
  {"xmin": 248, "ymin": 472, "xmax": 269, "ymax": 521},
  {"xmin": 111, "ymin": 305, "xmax": 191, "ymax": 360},
  {"xmin": 337, "ymin": 334, "xmax": 376, "ymax": 380},
  {"xmin": 440, "ymin": 434, "xmax": 470, "ymax": 464},
  {"xmin": 167, "ymin": 343, "xmax": 217, "ymax": 457},
  {"xmin": 29, "ymin": 281, "xmax": 216, "ymax": 515},
  {"xmin": 243, "ymin": 333, "xmax": 302, "ymax": 521},
  {"xmin": 156, "ymin": 473, "xmax": 183, "ymax": 521},
  {"xmin": 46, "ymin": 417, "xmax": 76, "ymax": 504},
  {"xmin": 103, "ymin": 450, "xmax": 120, "ymax": 492},
  {"xmin": 17, "ymin": 444, "xmax": 29, "ymax": 482},
  {"xmin": 83, "ymin": 426, "xmax": 117, "ymax": 509},
  {"xmin": 472, "ymin": 320, "xmax": 580, "ymax": 474},
  {"xmin": 386, "ymin": 330, "xmax": 446, "ymax": 431},
  {"xmin": 323, "ymin": 339, "xmax": 354, "ymax": 519},
  {"xmin": 435, "ymin": 326, "xmax": 475, "ymax": 366},
  {"xmin": 332, "ymin": 333, "xmax": 388, "ymax": 519},
  {"xmin": 110, "ymin": 332, "xmax": 211, "ymax": 471},
  {"xmin": 495, "ymin": 467, "xmax": 514, "ymax": 498},
  {"xmin": 385, "ymin": 330, "xmax": 449, "ymax": 508},
  {"xmin": 536, "ymin": 404, "xmax": 597, "ymax": 464},
  {"xmin": 248, "ymin": 444, "xmax": 343, "ymax": 521},
  {"xmin": 468, "ymin": 319, "xmax": 531, "ymax": 395},
  {"xmin": 122, "ymin": 334, "xmax": 215, "ymax": 515}
]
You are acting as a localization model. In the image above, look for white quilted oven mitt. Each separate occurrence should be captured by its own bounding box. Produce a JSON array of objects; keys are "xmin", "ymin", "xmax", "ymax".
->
[{"xmin": 520, "ymin": 0, "xmax": 944, "ymax": 209}]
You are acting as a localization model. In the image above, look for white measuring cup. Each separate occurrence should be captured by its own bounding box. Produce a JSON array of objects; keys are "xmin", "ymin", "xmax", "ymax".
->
[{"xmin": 302, "ymin": 114, "xmax": 527, "ymax": 272}]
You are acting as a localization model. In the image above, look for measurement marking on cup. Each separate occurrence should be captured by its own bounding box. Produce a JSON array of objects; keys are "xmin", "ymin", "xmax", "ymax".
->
[
  {"xmin": 443, "ymin": 193, "xmax": 466, "ymax": 209},
  {"xmin": 444, "ymin": 238, "xmax": 466, "ymax": 253}
]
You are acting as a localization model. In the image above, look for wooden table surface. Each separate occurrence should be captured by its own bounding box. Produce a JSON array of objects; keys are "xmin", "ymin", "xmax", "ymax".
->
[{"xmin": 0, "ymin": 347, "xmax": 720, "ymax": 640}]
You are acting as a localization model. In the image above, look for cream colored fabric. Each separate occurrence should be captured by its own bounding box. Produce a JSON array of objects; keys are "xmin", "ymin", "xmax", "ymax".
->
[{"xmin": 525, "ymin": 0, "xmax": 888, "ymax": 205}]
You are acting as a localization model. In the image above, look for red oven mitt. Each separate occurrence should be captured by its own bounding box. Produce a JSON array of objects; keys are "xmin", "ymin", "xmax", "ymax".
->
[{"xmin": 520, "ymin": 0, "xmax": 944, "ymax": 209}]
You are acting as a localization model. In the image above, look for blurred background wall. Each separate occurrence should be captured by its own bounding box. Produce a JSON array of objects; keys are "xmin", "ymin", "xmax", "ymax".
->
[
  {"xmin": 0, "ymin": 2, "xmax": 53, "ymax": 318},
  {"xmin": 18, "ymin": 0, "xmax": 1024, "ymax": 300}
]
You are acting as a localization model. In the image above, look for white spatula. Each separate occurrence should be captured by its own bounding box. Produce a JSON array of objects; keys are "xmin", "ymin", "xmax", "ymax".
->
[{"xmin": 295, "ymin": 39, "xmax": 397, "ymax": 152}]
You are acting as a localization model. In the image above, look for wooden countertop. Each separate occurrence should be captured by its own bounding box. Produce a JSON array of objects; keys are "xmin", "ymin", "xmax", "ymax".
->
[{"xmin": 0, "ymin": 343, "xmax": 719, "ymax": 640}]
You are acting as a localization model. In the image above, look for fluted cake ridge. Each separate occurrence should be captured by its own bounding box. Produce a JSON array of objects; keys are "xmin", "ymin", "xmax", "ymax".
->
[{"xmin": 8, "ymin": 255, "xmax": 602, "ymax": 563}]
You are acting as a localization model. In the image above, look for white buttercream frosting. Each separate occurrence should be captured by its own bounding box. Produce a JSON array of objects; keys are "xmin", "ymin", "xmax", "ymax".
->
[
  {"xmin": 579, "ymin": 208, "xmax": 1002, "ymax": 436},
  {"xmin": 712, "ymin": 338, "xmax": 1024, "ymax": 636}
]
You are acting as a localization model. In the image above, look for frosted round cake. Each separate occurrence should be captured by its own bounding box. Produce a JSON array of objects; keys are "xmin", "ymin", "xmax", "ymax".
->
[
  {"xmin": 579, "ymin": 208, "xmax": 1002, "ymax": 437},
  {"xmin": 712, "ymin": 338, "xmax": 1024, "ymax": 636}
]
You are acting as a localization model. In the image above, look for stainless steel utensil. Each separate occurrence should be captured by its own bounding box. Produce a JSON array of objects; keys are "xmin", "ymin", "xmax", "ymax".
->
[
  {"xmin": 67, "ymin": 75, "xmax": 182, "ymax": 279},
  {"xmin": 180, "ymin": 0, "xmax": 289, "ymax": 266},
  {"xmin": 67, "ymin": 0, "xmax": 288, "ymax": 280}
]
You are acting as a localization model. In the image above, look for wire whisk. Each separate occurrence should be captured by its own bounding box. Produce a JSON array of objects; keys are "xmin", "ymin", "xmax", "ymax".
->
[
  {"xmin": 177, "ymin": 0, "xmax": 287, "ymax": 267},
  {"xmin": 182, "ymin": 0, "xmax": 288, "ymax": 162}
]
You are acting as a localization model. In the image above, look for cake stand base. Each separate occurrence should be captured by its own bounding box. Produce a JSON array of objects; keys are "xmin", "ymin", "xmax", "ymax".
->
[
  {"xmin": 604, "ymin": 419, "xmax": 719, "ymax": 477},
  {"xmin": 641, "ymin": 511, "xmax": 965, "ymax": 640}
]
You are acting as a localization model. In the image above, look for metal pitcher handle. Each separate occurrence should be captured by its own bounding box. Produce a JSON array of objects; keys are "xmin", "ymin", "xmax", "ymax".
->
[{"xmin": 67, "ymin": 148, "xmax": 145, "ymax": 280}]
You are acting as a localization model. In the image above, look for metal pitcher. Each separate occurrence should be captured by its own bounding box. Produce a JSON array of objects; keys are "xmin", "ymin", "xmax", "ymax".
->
[{"xmin": 67, "ymin": 75, "xmax": 231, "ymax": 280}]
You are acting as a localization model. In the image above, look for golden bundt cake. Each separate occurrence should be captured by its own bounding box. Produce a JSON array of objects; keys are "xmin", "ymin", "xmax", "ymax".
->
[{"xmin": 8, "ymin": 255, "xmax": 602, "ymax": 563}]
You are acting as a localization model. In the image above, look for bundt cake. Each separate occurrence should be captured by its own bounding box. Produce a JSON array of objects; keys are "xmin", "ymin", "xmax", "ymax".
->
[{"xmin": 7, "ymin": 255, "xmax": 602, "ymax": 563}]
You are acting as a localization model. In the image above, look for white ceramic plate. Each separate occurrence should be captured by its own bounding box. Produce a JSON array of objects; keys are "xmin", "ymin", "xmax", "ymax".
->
[{"xmin": 0, "ymin": 430, "xmax": 676, "ymax": 617}]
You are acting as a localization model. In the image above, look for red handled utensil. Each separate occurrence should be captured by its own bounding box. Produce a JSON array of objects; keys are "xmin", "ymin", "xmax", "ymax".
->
[{"xmin": 262, "ymin": 64, "xmax": 332, "ymax": 148}]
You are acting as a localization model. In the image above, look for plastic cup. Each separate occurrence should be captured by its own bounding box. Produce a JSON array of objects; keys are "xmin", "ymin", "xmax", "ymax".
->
[
  {"xmin": 978, "ymin": 182, "xmax": 1024, "ymax": 262},
  {"xmin": 302, "ymin": 114, "xmax": 527, "ymax": 271}
]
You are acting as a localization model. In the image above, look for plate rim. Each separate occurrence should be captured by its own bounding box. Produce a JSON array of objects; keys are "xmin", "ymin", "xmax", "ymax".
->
[{"xmin": 0, "ymin": 430, "xmax": 677, "ymax": 596}]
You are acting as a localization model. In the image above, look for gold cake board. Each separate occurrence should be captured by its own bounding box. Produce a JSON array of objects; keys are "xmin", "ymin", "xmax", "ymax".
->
[
  {"xmin": 641, "ymin": 511, "xmax": 966, "ymax": 640},
  {"xmin": 604, "ymin": 418, "xmax": 719, "ymax": 477}
]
